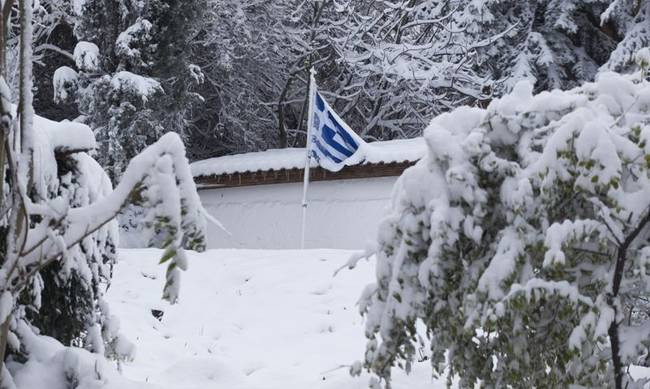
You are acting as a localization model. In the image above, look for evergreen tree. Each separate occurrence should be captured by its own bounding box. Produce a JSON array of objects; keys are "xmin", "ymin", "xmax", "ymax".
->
[
  {"xmin": 31, "ymin": 1, "xmax": 79, "ymax": 121},
  {"xmin": 52, "ymin": 0, "xmax": 208, "ymax": 181},
  {"xmin": 467, "ymin": 0, "xmax": 617, "ymax": 92},
  {"xmin": 602, "ymin": 0, "xmax": 650, "ymax": 72}
]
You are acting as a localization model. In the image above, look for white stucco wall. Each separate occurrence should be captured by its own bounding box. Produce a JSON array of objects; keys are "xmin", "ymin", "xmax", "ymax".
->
[{"xmin": 199, "ymin": 176, "xmax": 398, "ymax": 249}]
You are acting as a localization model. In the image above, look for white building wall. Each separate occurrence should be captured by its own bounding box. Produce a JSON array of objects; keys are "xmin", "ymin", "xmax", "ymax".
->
[{"xmin": 199, "ymin": 176, "xmax": 398, "ymax": 249}]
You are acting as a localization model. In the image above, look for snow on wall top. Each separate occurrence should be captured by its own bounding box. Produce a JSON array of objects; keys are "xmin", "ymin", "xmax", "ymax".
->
[{"xmin": 191, "ymin": 137, "xmax": 426, "ymax": 177}]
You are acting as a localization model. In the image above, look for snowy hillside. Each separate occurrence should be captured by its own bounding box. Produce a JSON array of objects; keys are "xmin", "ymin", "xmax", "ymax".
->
[{"xmin": 102, "ymin": 249, "xmax": 449, "ymax": 388}]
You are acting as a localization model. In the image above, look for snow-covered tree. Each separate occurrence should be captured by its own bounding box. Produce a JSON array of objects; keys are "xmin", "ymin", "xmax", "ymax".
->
[
  {"xmin": 355, "ymin": 51, "xmax": 650, "ymax": 388},
  {"xmin": 23, "ymin": 146, "xmax": 121, "ymax": 355},
  {"xmin": 187, "ymin": 0, "xmax": 343, "ymax": 158},
  {"xmin": 330, "ymin": 0, "xmax": 623, "ymax": 141},
  {"xmin": 0, "ymin": 1, "xmax": 206, "ymax": 386},
  {"xmin": 478, "ymin": 0, "xmax": 618, "ymax": 92},
  {"xmin": 30, "ymin": 0, "xmax": 79, "ymax": 121},
  {"xmin": 330, "ymin": 1, "xmax": 492, "ymax": 140},
  {"xmin": 602, "ymin": 0, "xmax": 650, "ymax": 72},
  {"xmin": 178, "ymin": 0, "xmax": 650, "ymax": 159},
  {"xmin": 46, "ymin": 0, "xmax": 208, "ymax": 181}
]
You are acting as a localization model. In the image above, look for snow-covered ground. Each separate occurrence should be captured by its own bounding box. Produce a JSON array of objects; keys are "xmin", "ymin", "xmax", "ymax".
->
[{"xmin": 105, "ymin": 249, "xmax": 446, "ymax": 388}]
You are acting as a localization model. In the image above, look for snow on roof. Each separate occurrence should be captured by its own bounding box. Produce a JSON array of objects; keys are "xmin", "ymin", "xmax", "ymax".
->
[{"xmin": 191, "ymin": 137, "xmax": 426, "ymax": 177}]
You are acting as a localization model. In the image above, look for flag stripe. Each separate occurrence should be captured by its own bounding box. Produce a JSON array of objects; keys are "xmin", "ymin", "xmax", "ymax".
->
[
  {"xmin": 316, "ymin": 94, "xmax": 325, "ymax": 111},
  {"xmin": 326, "ymin": 111, "xmax": 358, "ymax": 150},
  {"xmin": 322, "ymin": 125, "xmax": 354, "ymax": 158},
  {"xmin": 312, "ymin": 138, "xmax": 343, "ymax": 163}
]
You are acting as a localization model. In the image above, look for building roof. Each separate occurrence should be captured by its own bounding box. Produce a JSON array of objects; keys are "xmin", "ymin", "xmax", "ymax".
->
[{"xmin": 191, "ymin": 137, "xmax": 427, "ymax": 178}]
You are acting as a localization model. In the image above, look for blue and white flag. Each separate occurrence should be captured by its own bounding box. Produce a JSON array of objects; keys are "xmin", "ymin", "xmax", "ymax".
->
[
  {"xmin": 308, "ymin": 86, "xmax": 365, "ymax": 172},
  {"xmin": 300, "ymin": 71, "xmax": 367, "ymax": 248}
]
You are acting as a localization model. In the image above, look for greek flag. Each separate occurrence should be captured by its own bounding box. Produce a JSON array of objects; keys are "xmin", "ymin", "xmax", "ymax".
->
[
  {"xmin": 301, "ymin": 71, "xmax": 367, "ymax": 248},
  {"xmin": 308, "ymin": 86, "xmax": 365, "ymax": 172}
]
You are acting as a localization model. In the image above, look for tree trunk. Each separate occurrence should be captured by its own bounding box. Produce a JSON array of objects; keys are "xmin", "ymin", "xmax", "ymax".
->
[
  {"xmin": 0, "ymin": 3, "xmax": 18, "ymax": 387},
  {"xmin": 277, "ymin": 77, "xmax": 293, "ymax": 148},
  {"xmin": 608, "ymin": 210, "xmax": 650, "ymax": 389}
]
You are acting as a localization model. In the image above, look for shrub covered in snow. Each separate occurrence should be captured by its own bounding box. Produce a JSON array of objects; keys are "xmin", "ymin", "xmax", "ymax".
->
[
  {"xmin": 357, "ymin": 60, "xmax": 650, "ymax": 388},
  {"xmin": 0, "ymin": 1, "xmax": 206, "ymax": 387},
  {"xmin": 23, "ymin": 136, "xmax": 121, "ymax": 357}
]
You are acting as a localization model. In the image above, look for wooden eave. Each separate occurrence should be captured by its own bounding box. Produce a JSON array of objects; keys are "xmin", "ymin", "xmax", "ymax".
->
[{"xmin": 194, "ymin": 160, "xmax": 416, "ymax": 190}]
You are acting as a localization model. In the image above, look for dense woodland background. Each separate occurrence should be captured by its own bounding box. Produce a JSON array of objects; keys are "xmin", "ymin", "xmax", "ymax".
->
[{"xmin": 20, "ymin": 0, "xmax": 650, "ymax": 179}]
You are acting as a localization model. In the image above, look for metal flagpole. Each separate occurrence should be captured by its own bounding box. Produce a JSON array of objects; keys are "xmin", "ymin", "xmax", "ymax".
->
[{"xmin": 300, "ymin": 68, "xmax": 317, "ymax": 249}]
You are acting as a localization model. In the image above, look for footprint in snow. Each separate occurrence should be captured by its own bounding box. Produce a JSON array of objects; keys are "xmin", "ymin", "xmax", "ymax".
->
[
  {"xmin": 318, "ymin": 322, "xmax": 336, "ymax": 333},
  {"xmin": 310, "ymin": 283, "xmax": 332, "ymax": 296},
  {"xmin": 141, "ymin": 271, "xmax": 157, "ymax": 280},
  {"xmin": 242, "ymin": 361, "xmax": 266, "ymax": 376}
]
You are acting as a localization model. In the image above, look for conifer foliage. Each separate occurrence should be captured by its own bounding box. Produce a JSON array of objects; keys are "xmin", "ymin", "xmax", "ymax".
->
[{"xmin": 51, "ymin": 0, "xmax": 207, "ymax": 181}]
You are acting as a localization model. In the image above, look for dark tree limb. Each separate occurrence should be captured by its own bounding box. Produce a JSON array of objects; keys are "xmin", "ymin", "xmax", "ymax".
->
[{"xmin": 609, "ymin": 208, "xmax": 650, "ymax": 389}]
